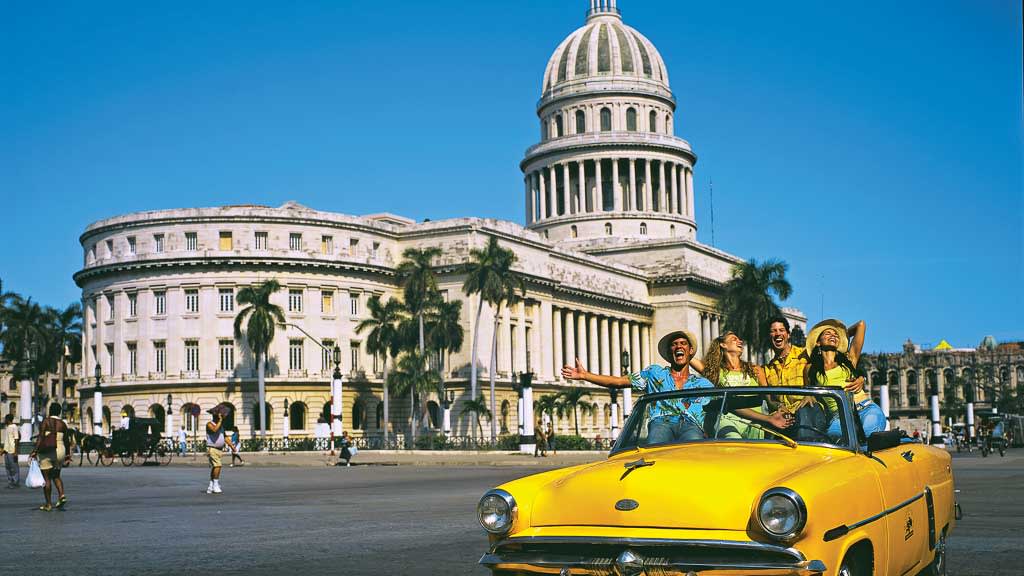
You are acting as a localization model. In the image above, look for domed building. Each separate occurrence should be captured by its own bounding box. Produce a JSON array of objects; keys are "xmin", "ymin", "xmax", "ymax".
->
[{"xmin": 71, "ymin": 1, "xmax": 805, "ymax": 444}]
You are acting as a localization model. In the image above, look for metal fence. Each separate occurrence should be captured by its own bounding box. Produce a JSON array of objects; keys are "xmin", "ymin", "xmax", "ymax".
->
[{"xmin": 161, "ymin": 434, "xmax": 615, "ymax": 453}]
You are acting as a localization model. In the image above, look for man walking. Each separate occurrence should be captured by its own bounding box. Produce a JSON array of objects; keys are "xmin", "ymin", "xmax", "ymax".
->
[
  {"xmin": 2, "ymin": 414, "xmax": 20, "ymax": 488},
  {"xmin": 178, "ymin": 425, "xmax": 187, "ymax": 456},
  {"xmin": 205, "ymin": 410, "xmax": 227, "ymax": 494}
]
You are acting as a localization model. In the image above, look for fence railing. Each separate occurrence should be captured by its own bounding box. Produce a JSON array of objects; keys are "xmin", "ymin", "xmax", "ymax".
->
[{"xmin": 162, "ymin": 434, "xmax": 615, "ymax": 453}]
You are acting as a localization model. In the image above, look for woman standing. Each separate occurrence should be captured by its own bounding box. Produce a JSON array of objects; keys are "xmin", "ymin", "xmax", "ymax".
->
[
  {"xmin": 30, "ymin": 403, "xmax": 72, "ymax": 511},
  {"xmin": 229, "ymin": 427, "xmax": 244, "ymax": 467}
]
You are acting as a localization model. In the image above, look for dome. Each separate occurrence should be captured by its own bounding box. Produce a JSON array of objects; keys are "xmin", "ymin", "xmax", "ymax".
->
[{"xmin": 541, "ymin": 5, "xmax": 670, "ymax": 100}]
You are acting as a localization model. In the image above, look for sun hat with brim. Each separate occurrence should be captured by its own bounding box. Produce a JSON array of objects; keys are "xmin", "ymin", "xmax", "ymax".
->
[
  {"xmin": 658, "ymin": 329, "xmax": 700, "ymax": 364},
  {"xmin": 207, "ymin": 403, "xmax": 234, "ymax": 417},
  {"xmin": 805, "ymin": 319, "xmax": 849, "ymax": 355}
]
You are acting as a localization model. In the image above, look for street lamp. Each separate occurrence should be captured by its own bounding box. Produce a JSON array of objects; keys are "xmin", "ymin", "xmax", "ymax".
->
[
  {"xmin": 93, "ymin": 363, "xmax": 104, "ymax": 436},
  {"xmin": 619, "ymin": 349, "xmax": 632, "ymax": 421},
  {"xmin": 442, "ymin": 388, "xmax": 455, "ymax": 436},
  {"xmin": 517, "ymin": 371, "xmax": 535, "ymax": 454},
  {"xmin": 282, "ymin": 398, "xmax": 290, "ymax": 445}
]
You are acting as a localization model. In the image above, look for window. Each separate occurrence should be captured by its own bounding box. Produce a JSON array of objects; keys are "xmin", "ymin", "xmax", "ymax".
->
[
  {"xmin": 106, "ymin": 239, "xmax": 113, "ymax": 257},
  {"xmin": 626, "ymin": 107, "xmax": 637, "ymax": 131},
  {"xmin": 106, "ymin": 295, "xmax": 115, "ymax": 320},
  {"xmin": 184, "ymin": 340, "xmax": 200, "ymax": 372},
  {"xmin": 555, "ymin": 114, "xmax": 564, "ymax": 137},
  {"xmin": 219, "ymin": 340, "xmax": 235, "ymax": 371},
  {"xmin": 219, "ymin": 231, "xmax": 232, "ymax": 251},
  {"xmin": 570, "ymin": 225, "xmax": 578, "ymax": 238},
  {"xmin": 349, "ymin": 238, "xmax": 359, "ymax": 253},
  {"xmin": 255, "ymin": 231, "xmax": 268, "ymax": 250},
  {"xmin": 665, "ymin": 113, "xmax": 671, "ymax": 133},
  {"xmin": 605, "ymin": 222, "xmax": 613, "ymax": 236},
  {"xmin": 649, "ymin": 110, "xmax": 657, "ymax": 132},
  {"xmin": 127, "ymin": 293, "xmax": 137, "ymax": 318},
  {"xmin": 321, "ymin": 290, "xmax": 334, "ymax": 314},
  {"xmin": 106, "ymin": 344, "xmax": 114, "ymax": 375},
  {"xmin": 575, "ymin": 110, "xmax": 586, "ymax": 134},
  {"xmin": 154, "ymin": 291, "xmax": 166, "ymax": 316},
  {"xmin": 88, "ymin": 245, "xmax": 96, "ymax": 263},
  {"xmin": 289, "ymin": 402, "xmax": 307, "ymax": 431},
  {"xmin": 371, "ymin": 241, "xmax": 380, "ymax": 257},
  {"xmin": 154, "ymin": 341, "xmax": 166, "ymax": 373},
  {"xmin": 321, "ymin": 235, "xmax": 333, "ymax": 254},
  {"xmin": 289, "ymin": 339, "xmax": 304, "ymax": 371},
  {"xmin": 185, "ymin": 232, "xmax": 198, "ymax": 251},
  {"xmin": 219, "ymin": 288, "xmax": 234, "ymax": 313},
  {"xmin": 640, "ymin": 222, "xmax": 647, "ymax": 235},
  {"xmin": 600, "ymin": 107, "xmax": 612, "ymax": 131},
  {"xmin": 349, "ymin": 292, "xmax": 360, "ymax": 316},
  {"xmin": 127, "ymin": 236, "xmax": 137, "ymax": 255},
  {"xmin": 350, "ymin": 342, "xmax": 361, "ymax": 371},
  {"xmin": 288, "ymin": 289, "xmax": 303, "ymax": 313},
  {"xmin": 322, "ymin": 339, "xmax": 335, "ymax": 371},
  {"xmin": 289, "ymin": 233, "xmax": 302, "ymax": 251},
  {"xmin": 670, "ymin": 224, "xmax": 676, "ymax": 237},
  {"xmin": 126, "ymin": 343, "xmax": 137, "ymax": 375},
  {"xmin": 154, "ymin": 234, "xmax": 164, "ymax": 253},
  {"xmin": 184, "ymin": 289, "xmax": 199, "ymax": 314}
]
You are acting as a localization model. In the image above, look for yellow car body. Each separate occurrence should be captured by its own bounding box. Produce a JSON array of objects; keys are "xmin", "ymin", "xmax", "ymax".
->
[{"xmin": 478, "ymin": 387, "xmax": 956, "ymax": 576}]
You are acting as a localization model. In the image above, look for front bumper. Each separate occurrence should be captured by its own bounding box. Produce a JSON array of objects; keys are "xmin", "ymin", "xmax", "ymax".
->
[{"xmin": 480, "ymin": 536, "xmax": 826, "ymax": 575}]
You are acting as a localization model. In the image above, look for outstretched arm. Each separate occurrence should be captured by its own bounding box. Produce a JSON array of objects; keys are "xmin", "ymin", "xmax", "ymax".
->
[
  {"xmin": 561, "ymin": 358, "xmax": 631, "ymax": 389},
  {"xmin": 847, "ymin": 320, "xmax": 866, "ymax": 367}
]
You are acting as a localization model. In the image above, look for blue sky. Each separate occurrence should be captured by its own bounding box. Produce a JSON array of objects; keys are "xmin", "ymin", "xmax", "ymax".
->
[{"xmin": 2, "ymin": 0, "xmax": 1021, "ymax": 352}]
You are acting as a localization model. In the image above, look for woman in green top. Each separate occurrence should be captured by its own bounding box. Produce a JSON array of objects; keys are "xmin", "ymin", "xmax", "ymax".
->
[{"xmin": 694, "ymin": 332, "xmax": 792, "ymax": 439}]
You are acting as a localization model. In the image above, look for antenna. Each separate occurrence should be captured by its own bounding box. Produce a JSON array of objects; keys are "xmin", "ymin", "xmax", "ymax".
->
[{"xmin": 709, "ymin": 178, "xmax": 716, "ymax": 247}]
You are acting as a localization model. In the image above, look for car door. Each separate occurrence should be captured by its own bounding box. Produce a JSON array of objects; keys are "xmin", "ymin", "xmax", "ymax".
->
[{"xmin": 871, "ymin": 443, "xmax": 930, "ymax": 576}]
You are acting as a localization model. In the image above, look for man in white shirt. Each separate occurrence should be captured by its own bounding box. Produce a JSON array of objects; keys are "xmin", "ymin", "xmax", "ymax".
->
[
  {"xmin": 1, "ymin": 414, "xmax": 20, "ymax": 487},
  {"xmin": 177, "ymin": 426, "xmax": 187, "ymax": 456}
]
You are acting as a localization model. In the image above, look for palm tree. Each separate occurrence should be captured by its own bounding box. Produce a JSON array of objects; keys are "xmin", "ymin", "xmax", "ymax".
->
[
  {"xmin": 557, "ymin": 387, "xmax": 596, "ymax": 437},
  {"xmin": 396, "ymin": 246, "xmax": 442, "ymax": 356},
  {"xmin": 535, "ymin": 394, "xmax": 561, "ymax": 432},
  {"xmin": 387, "ymin": 349, "xmax": 441, "ymax": 447},
  {"xmin": 356, "ymin": 295, "xmax": 405, "ymax": 445},
  {"xmin": 718, "ymin": 259, "xmax": 792, "ymax": 361},
  {"xmin": 462, "ymin": 236, "xmax": 524, "ymax": 441},
  {"xmin": 427, "ymin": 298, "xmax": 465, "ymax": 429},
  {"xmin": 459, "ymin": 394, "xmax": 491, "ymax": 440},
  {"xmin": 233, "ymin": 279, "xmax": 285, "ymax": 441},
  {"xmin": 45, "ymin": 302, "xmax": 83, "ymax": 403},
  {"xmin": 0, "ymin": 295, "xmax": 48, "ymax": 379}
]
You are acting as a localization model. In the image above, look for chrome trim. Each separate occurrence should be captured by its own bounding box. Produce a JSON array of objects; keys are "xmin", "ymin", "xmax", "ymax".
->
[
  {"xmin": 757, "ymin": 487, "xmax": 808, "ymax": 542},
  {"xmin": 490, "ymin": 536, "xmax": 808, "ymax": 556},
  {"xmin": 478, "ymin": 489, "xmax": 517, "ymax": 535},
  {"xmin": 823, "ymin": 490, "xmax": 925, "ymax": 542}
]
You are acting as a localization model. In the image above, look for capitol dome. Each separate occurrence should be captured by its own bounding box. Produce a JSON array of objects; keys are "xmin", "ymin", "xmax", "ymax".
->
[{"xmin": 541, "ymin": 0, "xmax": 670, "ymax": 101}]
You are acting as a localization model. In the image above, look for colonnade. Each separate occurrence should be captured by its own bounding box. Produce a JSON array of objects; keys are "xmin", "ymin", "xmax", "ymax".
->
[
  {"xmin": 548, "ymin": 306, "xmax": 651, "ymax": 379},
  {"xmin": 524, "ymin": 158, "xmax": 694, "ymax": 224},
  {"xmin": 698, "ymin": 311, "xmax": 722, "ymax": 357}
]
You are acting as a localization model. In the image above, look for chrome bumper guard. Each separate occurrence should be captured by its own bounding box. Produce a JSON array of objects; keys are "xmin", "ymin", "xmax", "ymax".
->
[{"xmin": 480, "ymin": 537, "xmax": 826, "ymax": 575}]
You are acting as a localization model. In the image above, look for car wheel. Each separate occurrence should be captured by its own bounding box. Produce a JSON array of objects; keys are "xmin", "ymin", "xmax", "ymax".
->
[
  {"xmin": 838, "ymin": 550, "xmax": 871, "ymax": 576},
  {"xmin": 921, "ymin": 533, "xmax": 947, "ymax": 576}
]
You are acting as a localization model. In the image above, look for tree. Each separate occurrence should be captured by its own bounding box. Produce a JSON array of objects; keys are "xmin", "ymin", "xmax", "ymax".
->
[
  {"xmin": 45, "ymin": 302, "xmax": 83, "ymax": 403},
  {"xmin": 427, "ymin": 298, "xmax": 465, "ymax": 429},
  {"xmin": 459, "ymin": 394, "xmax": 491, "ymax": 441},
  {"xmin": 557, "ymin": 387, "xmax": 596, "ymax": 437},
  {"xmin": 535, "ymin": 394, "xmax": 561, "ymax": 430},
  {"xmin": 462, "ymin": 236, "xmax": 524, "ymax": 441},
  {"xmin": 0, "ymin": 295, "xmax": 48, "ymax": 380},
  {"xmin": 387, "ymin": 349, "xmax": 441, "ymax": 447},
  {"xmin": 356, "ymin": 295, "xmax": 405, "ymax": 445},
  {"xmin": 718, "ymin": 259, "xmax": 792, "ymax": 360},
  {"xmin": 233, "ymin": 279, "xmax": 285, "ymax": 441},
  {"xmin": 790, "ymin": 324, "xmax": 806, "ymax": 347},
  {"xmin": 396, "ymin": 246, "xmax": 442, "ymax": 356}
]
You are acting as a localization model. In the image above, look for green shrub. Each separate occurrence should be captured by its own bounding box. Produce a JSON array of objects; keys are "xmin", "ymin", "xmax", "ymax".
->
[
  {"xmin": 550, "ymin": 435, "xmax": 595, "ymax": 451},
  {"xmin": 497, "ymin": 434, "xmax": 520, "ymax": 450}
]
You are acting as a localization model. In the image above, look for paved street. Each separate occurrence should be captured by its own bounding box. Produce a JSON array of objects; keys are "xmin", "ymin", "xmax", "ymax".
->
[{"xmin": 3, "ymin": 450, "xmax": 1021, "ymax": 575}]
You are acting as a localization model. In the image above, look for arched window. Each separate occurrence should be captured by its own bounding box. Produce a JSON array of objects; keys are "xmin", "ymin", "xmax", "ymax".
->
[
  {"xmin": 570, "ymin": 225, "xmax": 578, "ymax": 238},
  {"xmin": 649, "ymin": 110, "xmax": 657, "ymax": 132},
  {"xmin": 888, "ymin": 372, "xmax": 901, "ymax": 407},
  {"xmin": 376, "ymin": 402, "xmax": 384, "ymax": 429},
  {"xmin": 575, "ymin": 110, "xmax": 586, "ymax": 134},
  {"xmin": 181, "ymin": 403, "xmax": 199, "ymax": 433},
  {"xmin": 148, "ymin": 404, "xmax": 166, "ymax": 429},
  {"xmin": 500, "ymin": 400, "xmax": 510, "ymax": 434},
  {"xmin": 626, "ymin": 107, "xmax": 637, "ymax": 131},
  {"xmin": 102, "ymin": 406, "xmax": 112, "ymax": 434},
  {"xmin": 639, "ymin": 222, "xmax": 647, "ymax": 235},
  {"xmin": 604, "ymin": 222, "xmax": 613, "ymax": 236},
  {"xmin": 555, "ymin": 114, "xmax": 564, "ymax": 137},
  {"xmin": 669, "ymin": 224, "xmax": 676, "ymax": 237},
  {"xmin": 321, "ymin": 402, "xmax": 332, "ymax": 423},
  {"xmin": 665, "ymin": 113, "xmax": 671, "ymax": 133},
  {"xmin": 251, "ymin": 402, "xmax": 272, "ymax": 432},
  {"xmin": 604, "ymin": 404, "xmax": 611, "ymax": 427},
  {"xmin": 289, "ymin": 401, "xmax": 307, "ymax": 431},
  {"xmin": 426, "ymin": 400, "xmax": 440, "ymax": 429},
  {"xmin": 120, "ymin": 404, "xmax": 136, "ymax": 424},
  {"xmin": 907, "ymin": 371, "xmax": 918, "ymax": 406},
  {"xmin": 600, "ymin": 107, "xmax": 612, "ymax": 131},
  {"xmin": 352, "ymin": 399, "xmax": 366, "ymax": 430},
  {"xmin": 85, "ymin": 407, "xmax": 94, "ymax": 431}
]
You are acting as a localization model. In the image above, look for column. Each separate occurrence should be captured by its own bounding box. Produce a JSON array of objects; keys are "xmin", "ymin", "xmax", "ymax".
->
[
  {"xmin": 644, "ymin": 159, "xmax": 653, "ymax": 212},
  {"xmin": 898, "ymin": 370, "xmax": 909, "ymax": 409},
  {"xmin": 499, "ymin": 305, "xmax": 512, "ymax": 375},
  {"xmin": 575, "ymin": 311, "xmax": 588, "ymax": 372},
  {"xmin": 594, "ymin": 158, "xmax": 603, "ymax": 212},
  {"xmin": 612, "ymin": 157, "xmax": 623, "ymax": 211},
  {"xmin": 521, "ymin": 381, "xmax": 535, "ymax": 454},
  {"xmin": 700, "ymin": 313, "xmax": 710, "ymax": 354},
  {"xmin": 711, "ymin": 315, "xmax": 720, "ymax": 340},
  {"xmin": 665, "ymin": 162, "xmax": 674, "ymax": 214},
  {"xmin": 588, "ymin": 314, "xmax": 600, "ymax": 374},
  {"xmin": 561, "ymin": 163, "xmax": 570, "ymax": 216},
  {"xmin": 538, "ymin": 170, "xmax": 548, "ymax": 220},
  {"xmin": 630, "ymin": 323, "xmax": 641, "ymax": 373},
  {"xmin": 539, "ymin": 302, "xmax": 553, "ymax": 380},
  {"xmin": 552, "ymin": 307, "xmax": 563, "ymax": 379},
  {"xmin": 515, "ymin": 302, "xmax": 527, "ymax": 374},
  {"xmin": 658, "ymin": 160, "xmax": 667, "ymax": 213},
  {"xmin": 676, "ymin": 164, "xmax": 684, "ymax": 215},
  {"xmin": 686, "ymin": 167, "xmax": 695, "ymax": 217},
  {"xmin": 524, "ymin": 176, "xmax": 532, "ymax": 224},
  {"xmin": 641, "ymin": 324, "xmax": 651, "ymax": 368},
  {"xmin": 629, "ymin": 158, "xmax": 637, "ymax": 211},
  {"xmin": 599, "ymin": 317, "xmax": 611, "ymax": 374},
  {"xmin": 577, "ymin": 160, "xmax": 586, "ymax": 213},
  {"xmin": 610, "ymin": 319, "xmax": 622, "ymax": 375},
  {"xmin": 19, "ymin": 377, "xmax": 34, "ymax": 456}
]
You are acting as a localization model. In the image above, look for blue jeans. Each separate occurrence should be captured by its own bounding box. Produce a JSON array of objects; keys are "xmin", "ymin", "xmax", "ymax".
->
[
  {"xmin": 179, "ymin": 441, "xmax": 187, "ymax": 455},
  {"xmin": 827, "ymin": 400, "xmax": 886, "ymax": 441},
  {"xmin": 647, "ymin": 417, "xmax": 703, "ymax": 445}
]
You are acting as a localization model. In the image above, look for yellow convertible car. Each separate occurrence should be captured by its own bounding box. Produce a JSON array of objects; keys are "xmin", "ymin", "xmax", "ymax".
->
[{"xmin": 477, "ymin": 387, "xmax": 956, "ymax": 576}]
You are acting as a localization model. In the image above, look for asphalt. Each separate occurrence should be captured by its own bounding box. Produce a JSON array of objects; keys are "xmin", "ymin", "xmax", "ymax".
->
[{"xmin": 1, "ymin": 449, "xmax": 1019, "ymax": 575}]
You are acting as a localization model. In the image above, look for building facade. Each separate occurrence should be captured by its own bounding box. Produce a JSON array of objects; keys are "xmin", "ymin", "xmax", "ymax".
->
[{"xmin": 71, "ymin": 1, "xmax": 805, "ymax": 441}]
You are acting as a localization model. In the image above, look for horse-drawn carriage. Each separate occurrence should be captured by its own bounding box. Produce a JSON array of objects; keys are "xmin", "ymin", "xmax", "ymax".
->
[{"xmin": 72, "ymin": 418, "xmax": 172, "ymax": 466}]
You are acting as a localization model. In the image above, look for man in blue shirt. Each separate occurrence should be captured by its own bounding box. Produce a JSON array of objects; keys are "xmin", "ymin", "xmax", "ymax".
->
[{"xmin": 562, "ymin": 329, "xmax": 714, "ymax": 444}]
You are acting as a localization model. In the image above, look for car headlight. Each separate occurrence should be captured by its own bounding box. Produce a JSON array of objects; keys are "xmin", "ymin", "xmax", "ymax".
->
[
  {"xmin": 478, "ymin": 489, "xmax": 517, "ymax": 535},
  {"xmin": 757, "ymin": 487, "xmax": 807, "ymax": 541}
]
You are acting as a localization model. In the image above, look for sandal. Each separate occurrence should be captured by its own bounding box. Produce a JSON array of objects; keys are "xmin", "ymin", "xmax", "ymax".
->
[
  {"xmin": 56, "ymin": 496, "xmax": 68, "ymax": 509},
  {"xmin": 38, "ymin": 504, "xmax": 52, "ymax": 512}
]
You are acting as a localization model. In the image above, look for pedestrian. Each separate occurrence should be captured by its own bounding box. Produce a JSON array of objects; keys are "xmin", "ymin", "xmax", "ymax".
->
[
  {"xmin": 336, "ymin": 431, "xmax": 354, "ymax": 466},
  {"xmin": 229, "ymin": 427, "xmax": 244, "ymax": 467},
  {"xmin": 534, "ymin": 419, "xmax": 547, "ymax": 457},
  {"xmin": 29, "ymin": 403, "xmax": 72, "ymax": 511},
  {"xmin": 178, "ymin": 425, "xmax": 187, "ymax": 456},
  {"xmin": 2, "ymin": 414, "xmax": 20, "ymax": 488},
  {"xmin": 205, "ymin": 409, "xmax": 227, "ymax": 494},
  {"xmin": 546, "ymin": 423, "xmax": 557, "ymax": 455}
]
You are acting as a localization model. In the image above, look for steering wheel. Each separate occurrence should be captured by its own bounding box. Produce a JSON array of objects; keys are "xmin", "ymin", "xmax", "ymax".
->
[{"xmin": 791, "ymin": 424, "xmax": 831, "ymax": 442}]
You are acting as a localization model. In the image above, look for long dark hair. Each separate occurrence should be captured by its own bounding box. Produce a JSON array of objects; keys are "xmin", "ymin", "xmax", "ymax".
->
[{"xmin": 807, "ymin": 346, "xmax": 857, "ymax": 387}]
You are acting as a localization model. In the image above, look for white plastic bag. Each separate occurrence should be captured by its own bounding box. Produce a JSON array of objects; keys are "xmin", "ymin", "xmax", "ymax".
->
[
  {"xmin": 26, "ymin": 460, "xmax": 45, "ymax": 489},
  {"xmin": 348, "ymin": 446, "xmax": 358, "ymax": 457}
]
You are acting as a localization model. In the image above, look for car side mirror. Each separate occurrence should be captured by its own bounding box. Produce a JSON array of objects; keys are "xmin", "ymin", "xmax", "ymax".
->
[{"xmin": 867, "ymin": 430, "xmax": 902, "ymax": 452}]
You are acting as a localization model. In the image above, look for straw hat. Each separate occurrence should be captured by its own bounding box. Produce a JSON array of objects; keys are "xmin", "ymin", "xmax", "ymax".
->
[
  {"xmin": 657, "ymin": 329, "xmax": 700, "ymax": 364},
  {"xmin": 805, "ymin": 319, "xmax": 849, "ymax": 354}
]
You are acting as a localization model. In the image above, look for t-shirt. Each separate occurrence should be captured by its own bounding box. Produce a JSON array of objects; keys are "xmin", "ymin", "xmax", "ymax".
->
[
  {"xmin": 178, "ymin": 430, "xmax": 187, "ymax": 442},
  {"xmin": 629, "ymin": 365, "xmax": 714, "ymax": 424},
  {"xmin": 3, "ymin": 424, "xmax": 19, "ymax": 453}
]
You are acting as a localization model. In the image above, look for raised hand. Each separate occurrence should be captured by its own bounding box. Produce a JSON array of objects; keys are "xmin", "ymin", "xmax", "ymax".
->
[
  {"xmin": 561, "ymin": 358, "xmax": 587, "ymax": 381},
  {"xmin": 843, "ymin": 376, "xmax": 865, "ymax": 393}
]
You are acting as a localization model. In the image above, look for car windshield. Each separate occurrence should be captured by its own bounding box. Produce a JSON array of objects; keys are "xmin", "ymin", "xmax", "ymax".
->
[{"xmin": 611, "ymin": 387, "xmax": 856, "ymax": 453}]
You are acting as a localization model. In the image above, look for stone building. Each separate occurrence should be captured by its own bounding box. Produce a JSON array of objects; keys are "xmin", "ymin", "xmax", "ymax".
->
[{"xmin": 71, "ymin": 1, "xmax": 805, "ymax": 441}]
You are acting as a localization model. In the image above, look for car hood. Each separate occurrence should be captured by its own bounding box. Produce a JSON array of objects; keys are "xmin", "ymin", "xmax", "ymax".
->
[{"xmin": 528, "ymin": 443, "xmax": 845, "ymax": 530}]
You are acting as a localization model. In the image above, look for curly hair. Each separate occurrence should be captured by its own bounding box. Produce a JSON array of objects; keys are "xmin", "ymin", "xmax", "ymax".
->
[
  {"xmin": 807, "ymin": 345, "xmax": 858, "ymax": 386},
  {"xmin": 701, "ymin": 332, "xmax": 756, "ymax": 386}
]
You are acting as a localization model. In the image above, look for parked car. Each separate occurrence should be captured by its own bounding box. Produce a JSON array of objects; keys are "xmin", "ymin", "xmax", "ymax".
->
[{"xmin": 476, "ymin": 387, "xmax": 956, "ymax": 576}]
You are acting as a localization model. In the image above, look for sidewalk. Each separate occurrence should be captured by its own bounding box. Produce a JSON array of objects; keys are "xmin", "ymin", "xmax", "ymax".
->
[{"xmin": 165, "ymin": 450, "xmax": 609, "ymax": 468}]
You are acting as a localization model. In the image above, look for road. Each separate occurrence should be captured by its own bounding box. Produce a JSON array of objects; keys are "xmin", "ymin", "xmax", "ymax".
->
[{"xmin": 2, "ymin": 450, "xmax": 1020, "ymax": 575}]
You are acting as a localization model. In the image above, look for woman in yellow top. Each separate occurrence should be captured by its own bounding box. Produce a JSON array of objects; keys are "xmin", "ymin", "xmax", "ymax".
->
[
  {"xmin": 693, "ymin": 332, "xmax": 792, "ymax": 439},
  {"xmin": 804, "ymin": 319, "xmax": 886, "ymax": 441}
]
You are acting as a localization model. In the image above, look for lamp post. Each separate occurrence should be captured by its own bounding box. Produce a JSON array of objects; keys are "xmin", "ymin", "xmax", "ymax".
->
[
  {"xmin": 282, "ymin": 399, "xmax": 290, "ymax": 446},
  {"xmin": 877, "ymin": 354, "xmax": 891, "ymax": 430},
  {"xmin": 17, "ymin": 350, "xmax": 34, "ymax": 459},
  {"xmin": 442, "ymin": 388, "xmax": 455, "ymax": 436},
  {"xmin": 165, "ymin": 393, "xmax": 174, "ymax": 439},
  {"xmin": 620, "ymin": 349, "xmax": 632, "ymax": 423},
  {"xmin": 518, "ymin": 371, "xmax": 535, "ymax": 454},
  {"xmin": 92, "ymin": 363, "xmax": 104, "ymax": 436},
  {"xmin": 924, "ymin": 356, "xmax": 942, "ymax": 443},
  {"xmin": 965, "ymin": 357, "xmax": 977, "ymax": 444},
  {"xmin": 331, "ymin": 344, "xmax": 343, "ymax": 454}
]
